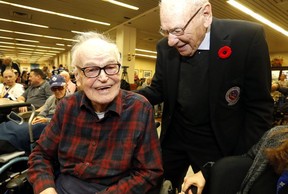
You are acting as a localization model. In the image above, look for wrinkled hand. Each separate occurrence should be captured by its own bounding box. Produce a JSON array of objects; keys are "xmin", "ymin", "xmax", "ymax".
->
[
  {"xmin": 179, "ymin": 171, "xmax": 206, "ymax": 194},
  {"xmin": 32, "ymin": 116, "xmax": 48, "ymax": 125},
  {"xmin": 39, "ymin": 187, "xmax": 57, "ymax": 194}
]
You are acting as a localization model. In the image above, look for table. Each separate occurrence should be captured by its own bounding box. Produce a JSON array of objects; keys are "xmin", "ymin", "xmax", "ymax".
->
[
  {"xmin": 0, "ymin": 98, "xmax": 30, "ymax": 109},
  {"xmin": 0, "ymin": 98, "xmax": 36, "ymax": 143}
]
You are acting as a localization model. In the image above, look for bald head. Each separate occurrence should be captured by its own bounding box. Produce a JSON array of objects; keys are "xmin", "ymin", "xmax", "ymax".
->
[
  {"xmin": 3, "ymin": 68, "xmax": 17, "ymax": 86},
  {"xmin": 2, "ymin": 56, "xmax": 12, "ymax": 66}
]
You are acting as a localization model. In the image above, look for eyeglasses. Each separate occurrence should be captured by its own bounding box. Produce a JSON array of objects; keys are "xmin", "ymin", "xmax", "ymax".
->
[
  {"xmin": 51, "ymin": 86, "xmax": 65, "ymax": 92},
  {"xmin": 77, "ymin": 63, "xmax": 121, "ymax": 78},
  {"xmin": 159, "ymin": 7, "xmax": 202, "ymax": 37}
]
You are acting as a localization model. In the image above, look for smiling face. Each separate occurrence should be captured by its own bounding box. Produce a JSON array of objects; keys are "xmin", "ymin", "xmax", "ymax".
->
[
  {"xmin": 75, "ymin": 38, "xmax": 121, "ymax": 112},
  {"xmin": 160, "ymin": 0, "xmax": 212, "ymax": 56}
]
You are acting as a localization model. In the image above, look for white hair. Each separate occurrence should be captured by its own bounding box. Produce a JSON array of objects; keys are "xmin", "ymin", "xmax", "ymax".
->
[
  {"xmin": 160, "ymin": 0, "xmax": 209, "ymax": 15},
  {"xmin": 70, "ymin": 31, "xmax": 121, "ymax": 88},
  {"xmin": 71, "ymin": 31, "xmax": 120, "ymax": 69}
]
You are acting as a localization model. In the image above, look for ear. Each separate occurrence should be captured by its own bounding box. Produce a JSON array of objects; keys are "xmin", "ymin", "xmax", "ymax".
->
[{"xmin": 202, "ymin": 3, "xmax": 212, "ymax": 28}]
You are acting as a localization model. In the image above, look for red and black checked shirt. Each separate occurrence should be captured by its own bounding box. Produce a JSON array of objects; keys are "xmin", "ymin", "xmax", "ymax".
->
[{"xmin": 28, "ymin": 90, "xmax": 163, "ymax": 193}]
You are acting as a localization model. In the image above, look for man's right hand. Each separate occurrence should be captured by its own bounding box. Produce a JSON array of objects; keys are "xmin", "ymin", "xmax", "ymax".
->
[{"xmin": 179, "ymin": 171, "xmax": 206, "ymax": 194}]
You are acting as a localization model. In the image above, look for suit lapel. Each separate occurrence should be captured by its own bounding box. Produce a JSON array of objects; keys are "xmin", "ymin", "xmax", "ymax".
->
[
  {"xmin": 166, "ymin": 46, "xmax": 181, "ymax": 112},
  {"xmin": 209, "ymin": 18, "xmax": 232, "ymax": 113}
]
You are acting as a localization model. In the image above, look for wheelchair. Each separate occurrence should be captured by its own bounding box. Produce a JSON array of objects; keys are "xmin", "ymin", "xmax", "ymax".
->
[
  {"xmin": 0, "ymin": 102, "xmax": 174, "ymax": 194},
  {"xmin": 0, "ymin": 101, "xmax": 36, "ymax": 194}
]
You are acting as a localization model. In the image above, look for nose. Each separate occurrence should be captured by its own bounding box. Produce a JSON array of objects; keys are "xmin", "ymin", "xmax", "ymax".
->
[
  {"xmin": 97, "ymin": 69, "xmax": 109, "ymax": 82},
  {"xmin": 167, "ymin": 34, "xmax": 179, "ymax": 47}
]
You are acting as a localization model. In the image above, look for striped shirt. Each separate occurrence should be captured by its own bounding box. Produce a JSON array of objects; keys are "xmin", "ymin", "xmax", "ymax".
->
[{"xmin": 28, "ymin": 90, "xmax": 163, "ymax": 193}]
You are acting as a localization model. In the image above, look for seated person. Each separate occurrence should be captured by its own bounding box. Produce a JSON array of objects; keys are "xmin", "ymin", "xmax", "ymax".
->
[
  {"xmin": 0, "ymin": 75, "xmax": 68, "ymax": 154},
  {"xmin": 0, "ymin": 68, "xmax": 25, "ymax": 122},
  {"xmin": 17, "ymin": 68, "xmax": 53, "ymax": 112},
  {"xmin": 179, "ymin": 125, "xmax": 288, "ymax": 194},
  {"xmin": 0, "ymin": 68, "xmax": 25, "ymax": 100},
  {"xmin": 60, "ymin": 70, "xmax": 77, "ymax": 94},
  {"xmin": 27, "ymin": 31, "xmax": 163, "ymax": 194}
]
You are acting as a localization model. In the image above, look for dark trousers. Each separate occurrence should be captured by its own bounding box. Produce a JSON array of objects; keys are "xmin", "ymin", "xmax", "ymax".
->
[
  {"xmin": 161, "ymin": 127, "xmax": 222, "ymax": 193},
  {"xmin": 208, "ymin": 156, "xmax": 278, "ymax": 194},
  {"xmin": 56, "ymin": 174, "xmax": 107, "ymax": 194}
]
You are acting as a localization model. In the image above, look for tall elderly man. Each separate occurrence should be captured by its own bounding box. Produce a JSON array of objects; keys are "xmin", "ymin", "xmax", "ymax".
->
[{"xmin": 137, "ymin": 0, "xmax": 274, "ymax": 192}]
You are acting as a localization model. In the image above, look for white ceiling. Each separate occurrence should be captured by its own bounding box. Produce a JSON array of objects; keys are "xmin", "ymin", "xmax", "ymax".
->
[{"xmin": 0, "ymin": 0, "xmax": 287, "ymax": 63}]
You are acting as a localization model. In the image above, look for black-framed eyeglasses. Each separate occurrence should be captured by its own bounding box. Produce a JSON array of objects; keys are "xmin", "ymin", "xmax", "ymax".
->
[
  {"xmin": 77, "ymin": 63, "xmax": 121, "ymax": 78},
  {"xmin": 159, "ymin": 7, "xmax": 202, "ymax": 37}
]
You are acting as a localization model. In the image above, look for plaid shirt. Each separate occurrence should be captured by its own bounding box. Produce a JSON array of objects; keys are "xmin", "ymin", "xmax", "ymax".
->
[{"xmin": 28, "ymin": 90, "xmax": 163, "ymax": 194}]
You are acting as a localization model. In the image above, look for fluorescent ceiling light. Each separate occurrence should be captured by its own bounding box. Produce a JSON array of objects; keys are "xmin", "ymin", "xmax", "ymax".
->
[
  {"xmin": 0, "ymin": 48, "xmax": 14, "ymax": 51},
  {"xmin": 102, "ymin": 0, "xmax": 139, "ymax": 10},
  {"xmin": 0, "ymin": 0, "xmax": 110, "ymax": 26},
  {"xmin": 56, "ymin": 43, "xmax": 65, "ymax": 46},
  {"xmin": 0, "ymin": 18, "xmax": 48, "ymax": 28},
  {"xmin": 0, "ymin": 36, "xmax": 13, "ymax": 40},
  {"xmin": 135, "ymin": 48, "xmax": 157, "ymax": 54},
  {"xmin": 0, "ymin": 36, "xmax": 39, "ymax": 43},
  {"xmin": 0, "ymin": 40, "xmax": 65, "ymax": 50},
  {"xmin": 135, "ymin": 53, "xmax": 156, "ymax": 59},
  {"xmin": 0, "ymin": 45, "xmax": 14, "ymax": 49},
  {"xmin": 71, "ymin": 30, "xmax": 84, "ymax": 34},
  {"xmin": 227, "ymin": 0, "xmax": 288, "ymax": 36},
  {"xmin": 15, "ymin": 38, "xmax": 39, "ymax": 43},
  {"xmin": 0, "ymin": 29, "xmax": 76, "ymax": 42},
  {"xmin": 16, "ymin": 47, "xmax": 35, "ymax": 51},
  {"xmin": 0, "ymin": 41, "xmax": 14, "ymax": 45}
]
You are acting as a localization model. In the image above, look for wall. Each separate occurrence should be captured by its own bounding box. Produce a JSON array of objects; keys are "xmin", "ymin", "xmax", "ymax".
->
[
  {"xmin": 270, "ymin": 52, "xmax": 288, "ymax": 67},
  {"xmin": 134, "ymin": 57, "xmax": 156, "ymax": 79}
]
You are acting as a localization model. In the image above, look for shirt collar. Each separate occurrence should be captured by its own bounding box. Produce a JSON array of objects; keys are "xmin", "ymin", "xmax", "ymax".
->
[
  {"xmin": 198, "ymin": 26, "xmax": 211, "ymax": 50},
  {"xmin": 80, "ymin": 90, "xmax": 122, "ymax": 117}
]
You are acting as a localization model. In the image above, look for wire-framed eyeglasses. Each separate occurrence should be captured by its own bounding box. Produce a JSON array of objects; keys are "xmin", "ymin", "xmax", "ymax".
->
[
  {"xmin": 77, "ymin": 63, "xmax": 121, "ymax": 78},
  {"xmin": 159, "ymin": 7, "xmax": 202, "ymax": 37}
]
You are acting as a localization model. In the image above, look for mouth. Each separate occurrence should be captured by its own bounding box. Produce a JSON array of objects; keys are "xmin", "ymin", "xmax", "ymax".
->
[{"xmin": 96, "ymin": 85, "xmax": 112, "ymax": 90}]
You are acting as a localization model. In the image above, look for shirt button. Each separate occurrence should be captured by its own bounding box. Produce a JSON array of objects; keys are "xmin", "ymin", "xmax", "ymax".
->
[
  {"xmin": 92, "ymin": 141, "xmax": 96, "ymax": 146},
  {"xmin": 85, "ymin": 162, "xmax": 90, "ymax": 166}
]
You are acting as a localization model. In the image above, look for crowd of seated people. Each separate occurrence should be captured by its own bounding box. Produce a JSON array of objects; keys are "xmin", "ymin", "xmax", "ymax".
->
[
  {"xmin": 0, "ymin": 58, "xmax": 77, "ymax": 155},
  {"xmin": 0, "ymin": 74, "xmax": 69, "ymax": 154}
]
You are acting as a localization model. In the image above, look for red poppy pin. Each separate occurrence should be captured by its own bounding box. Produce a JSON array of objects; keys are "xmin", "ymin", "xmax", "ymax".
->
[{"xmin": 218, "ymin": 46, "xmax": 232, "ymax": 59}]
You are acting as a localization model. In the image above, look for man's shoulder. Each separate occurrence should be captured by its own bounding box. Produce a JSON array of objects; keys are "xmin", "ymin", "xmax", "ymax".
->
[{"xmin": 213, "ymin": 17, "xmax": 262, "ymax": 30}]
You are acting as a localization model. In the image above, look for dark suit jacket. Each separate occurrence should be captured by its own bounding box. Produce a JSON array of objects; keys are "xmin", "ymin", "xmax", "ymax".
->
[{"xmin": 138, "ymin": 18, "xmax": 274, "ymax": 155}]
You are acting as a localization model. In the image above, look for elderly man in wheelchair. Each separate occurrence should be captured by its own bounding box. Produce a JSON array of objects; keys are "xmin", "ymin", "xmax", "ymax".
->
[{"xmin": 26, "ymin": 32, "xmax": 164, "ymax": 194}]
